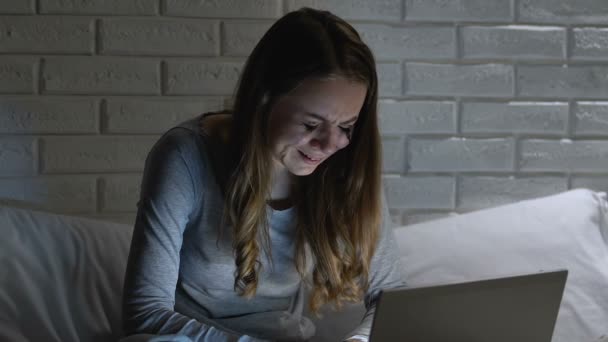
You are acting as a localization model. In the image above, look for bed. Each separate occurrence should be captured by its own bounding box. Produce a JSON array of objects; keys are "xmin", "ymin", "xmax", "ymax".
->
[{"xmin": 1, "ymin": 189, "xmax": 607, "ymax": 341}]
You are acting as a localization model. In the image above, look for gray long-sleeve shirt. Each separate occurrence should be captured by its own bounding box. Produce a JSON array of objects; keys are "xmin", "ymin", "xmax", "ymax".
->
[{"xmin": 122, "ymin": 114, "xmax": 405, "ymax": 341}]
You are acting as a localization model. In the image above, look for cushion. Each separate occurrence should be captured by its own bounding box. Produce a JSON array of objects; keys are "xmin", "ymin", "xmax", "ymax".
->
[
  {"xmin": 394, "ymin": 188, "xmax": 608, "ymax": 342},
  {"xmin": 309, "ymin": 189, "xmax": 608, "ymax": 342},
  {"xmin": 0, "ymin": 205, "xmax": 133, "ymax": 342}
]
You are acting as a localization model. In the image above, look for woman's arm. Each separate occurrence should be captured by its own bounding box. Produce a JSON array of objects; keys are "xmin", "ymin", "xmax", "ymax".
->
[
  {"xmin": 122, "ymin": 128, "xmax": 239, "ymax": 341},
  {"xmin": 342, "ymin": 192, "xmax": 406, "ymax": 341}
]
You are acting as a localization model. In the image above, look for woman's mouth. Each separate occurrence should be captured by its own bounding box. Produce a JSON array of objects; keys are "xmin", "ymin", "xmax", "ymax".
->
[{"xmin": 298, "ymin": 150, "xmax": 322, "ymax": 164}]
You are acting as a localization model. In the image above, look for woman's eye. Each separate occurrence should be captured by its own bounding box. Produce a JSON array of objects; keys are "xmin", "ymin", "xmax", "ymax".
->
[
  {"xmin": 340, "ymin": 126, "xmax": 353, "ymax": 135},
  {"xmin": 303, "ymin": 123, "xmax": 318, "ymax": 131}
]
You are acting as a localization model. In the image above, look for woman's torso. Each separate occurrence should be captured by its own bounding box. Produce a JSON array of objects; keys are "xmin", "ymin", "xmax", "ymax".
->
[{"xmin": 169, "ymin": 114, "xmax": 313, "ymax": 320}]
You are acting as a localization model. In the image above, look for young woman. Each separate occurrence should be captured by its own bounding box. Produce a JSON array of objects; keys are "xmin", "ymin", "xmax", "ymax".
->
[{"xmin": 122, "ymin": 7, "xmax": 404, "ymax": 342}]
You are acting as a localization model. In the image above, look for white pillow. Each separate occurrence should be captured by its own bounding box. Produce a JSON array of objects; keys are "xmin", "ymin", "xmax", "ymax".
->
[
  {"xmin": 0, "ymin": 205, "xmax": 133, "ymax": 342},
  {"xmin": 395, "ymin": 189, "xmax": 608, "ymax": 342}
]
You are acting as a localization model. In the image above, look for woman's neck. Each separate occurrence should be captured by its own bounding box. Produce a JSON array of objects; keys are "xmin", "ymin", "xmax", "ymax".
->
[{"xmin": 268, "ymin": 165, "xmax": 295, "ymax": 210}]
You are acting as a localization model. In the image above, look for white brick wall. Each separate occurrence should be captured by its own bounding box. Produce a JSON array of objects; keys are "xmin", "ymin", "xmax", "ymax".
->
[{"xmin": 0, "ymin": 0, "xmax": 607, "ymax": 226}]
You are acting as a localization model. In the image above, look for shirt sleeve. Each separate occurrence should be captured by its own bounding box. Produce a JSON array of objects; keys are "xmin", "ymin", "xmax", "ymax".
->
[
  {"xmin": 122, "ymin": 128, "xmax": 240, "ymax": 342},
  {"xmin": 342, "ymin": 191, "xmax": 407, "ymax": 340}
]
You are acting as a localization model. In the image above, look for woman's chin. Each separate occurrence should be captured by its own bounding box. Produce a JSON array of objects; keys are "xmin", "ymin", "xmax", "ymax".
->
[{"xmin": 288, "ymin": 164, "xmax": 317, "ymax": 176}]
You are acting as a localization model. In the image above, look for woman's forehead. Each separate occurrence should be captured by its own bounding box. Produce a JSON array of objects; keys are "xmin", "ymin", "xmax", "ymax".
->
[{"xmin": 279, "ymin": 77, "xmax": 367, "ymax": 118}]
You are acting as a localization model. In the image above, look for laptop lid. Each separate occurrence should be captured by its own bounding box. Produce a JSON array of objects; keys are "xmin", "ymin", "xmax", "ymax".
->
[{"xmin": 369, "ymin": 269, "xmax": 568, "ymax": 342}]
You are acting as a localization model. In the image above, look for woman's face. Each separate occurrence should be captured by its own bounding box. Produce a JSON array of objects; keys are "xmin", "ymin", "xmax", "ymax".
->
[{"xmin": 267, "ymin": 76, "xmax": 367, "ymax": 176}]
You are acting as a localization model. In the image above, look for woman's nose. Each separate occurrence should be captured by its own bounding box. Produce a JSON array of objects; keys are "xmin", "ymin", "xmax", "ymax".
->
[{"xmin": 310, "ymin": 125, "xmax": 343, "ymax": 154}]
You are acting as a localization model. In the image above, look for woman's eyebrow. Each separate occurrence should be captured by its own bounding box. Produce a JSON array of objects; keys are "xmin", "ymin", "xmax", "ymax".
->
[
  {"xmin": 303, "ymin": 112, "xmax": 325, "ymax": 122},
  {"xmin": 341, "ymin": 116, "xmax": 359, "ymax": 125},
  {"xmin": 304, "ymin": 112, "xmax": 358, "ymax": 125}
]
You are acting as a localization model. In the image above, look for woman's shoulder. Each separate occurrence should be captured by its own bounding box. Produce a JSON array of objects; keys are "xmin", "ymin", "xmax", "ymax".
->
[
  {"xmin": 155, "ymin": 112, "xmax": 233, "ymax": 191},
  {"xmin": 158, "ymin": 112, "xmax": 232, "ymax": 158},
  {"xmin": 152, "ymin": 117, "xmax": 206, "ymax": 163}
]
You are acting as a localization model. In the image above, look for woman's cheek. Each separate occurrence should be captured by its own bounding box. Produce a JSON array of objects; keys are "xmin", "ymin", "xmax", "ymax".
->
[
  {"xmin": 294, "ymin": 130, "xmax": 312, "ymax": 146},
  {"xmin": 337, "ymin": 135, "xmax": 350, "ymax": 150},
  {"xmin": 279, "ymin": 125, "xmax": 305, "ymax": 146}
]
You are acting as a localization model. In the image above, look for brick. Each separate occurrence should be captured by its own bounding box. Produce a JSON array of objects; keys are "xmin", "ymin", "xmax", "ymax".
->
[
  {"xmin": 383, "ymin": 176, "xmax": 455, "ymax": 209},
  {"xmin": 43, "ymin": 57, "xmax": 160, "ymax": 95},
  {"xmin": 462, "ymin": 26, "xmax": 564, "ymax": 59},
  {"xmin": 378, "ymin": 100, "xmax": 456, "ymax": 134},
  {"xmin": 165, "ymin": 0, "xmax": 280, "ymax": 18},
  {"xmin": 101, "ymin": 174, "xmax": 142, "ymax": 212},
  {"xmin": 0, "ymin": 16, "xmax": 92, "ymax": 54},
  {"xmin": 104, "ymin": 98, "xmax": 223, "ymax": 133},
  {"xmin": 377, "ymin": 62, "xmax": 402, "ymax": 97},
  {"xmin": 404, "ymin": 211, "xmax": 458, "ymax": 225},
  {"xmin": 0, "ymin": 137, "xmax": 36, "ymax": 176},
  {"xmin": 0, "ymin": 57, "xmax": 36, "ymax": 94},
  {"xmin": 222, "ymin": 21, "xmax": 272, "ymax": 57},
  {"xmin": 517, "ymin": 65, "xmax": 608, "ymax": 98},
  {"xmin": 0, "ymin": 176, "xmax": 96, "ymax": 213},
  {"xmin": 409, "ymin": 138, "xmax": 514, "ymax": 172},
  {"xmin": 287, "ymin": 0, "xmax": 401, "ymax": 22},
  {"xmin": 519, "ymin": 139, "xmax": 608, "ymax": 172},
  {"xmin": 40, "ymin": 0, "xmax": 157, "ymax": 15},
  {"xmin": 406, "ymin": 63, "xmax": 513, "ymax": 97},
  {"xmin": 0, "ymin": 97, "xmax": 97, "ymax": 133},
  {"xmin": 573, "ymin": 102, "xmax": 608, "ymax": 136},
  {"xmin": 0, "ymin": 0, "xmax": 34, "ymax": 13},
  {"xmin": 572, "ymin": 28, "xmax": 608, "ymax": 60},
  {"xmin": 461, "ymin": 101, "xmax": 568, "ymax": 134},
  {"xmin": 458, "ymin": 176, "xmax": 567, "ymax": 210},
  {"xmin": 42, "ymin": 136, "xmax": 157, "ymax": 173},
  {"xmin": 518, "ymin": 0, "xmax": 608, "ymax": 24},
  {"xmin": 571, "ymin": 176, "xmax": 608, "ymax": 192},
  {"xmin": 355, "ymin": 24, "xmax": 455, "ymax": 60},
  {"xmin": 405, "ymin": 0, "xmax": 511, "ymax": 22},
  {"xmin": 100, "ymin": 18, "xmax": 219, "ymax": 56},
  {"xmin": 382, "ymin": 137, "xmax": 406, "ymax": 174},
  {"xmin": 165, "ymin": 60, "xmax": 242, "ymax": 96}
]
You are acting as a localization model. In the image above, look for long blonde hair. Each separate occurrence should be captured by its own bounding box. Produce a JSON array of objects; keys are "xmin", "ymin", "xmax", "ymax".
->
[{"xmin": 219, "ymin": 7, "xmax": 382, "ymax": 315}]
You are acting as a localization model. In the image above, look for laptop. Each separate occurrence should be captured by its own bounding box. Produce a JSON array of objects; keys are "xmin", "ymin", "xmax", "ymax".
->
[{"xmin": 369, "ymin": 270, "xmax": 568, "ymax": 342}]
